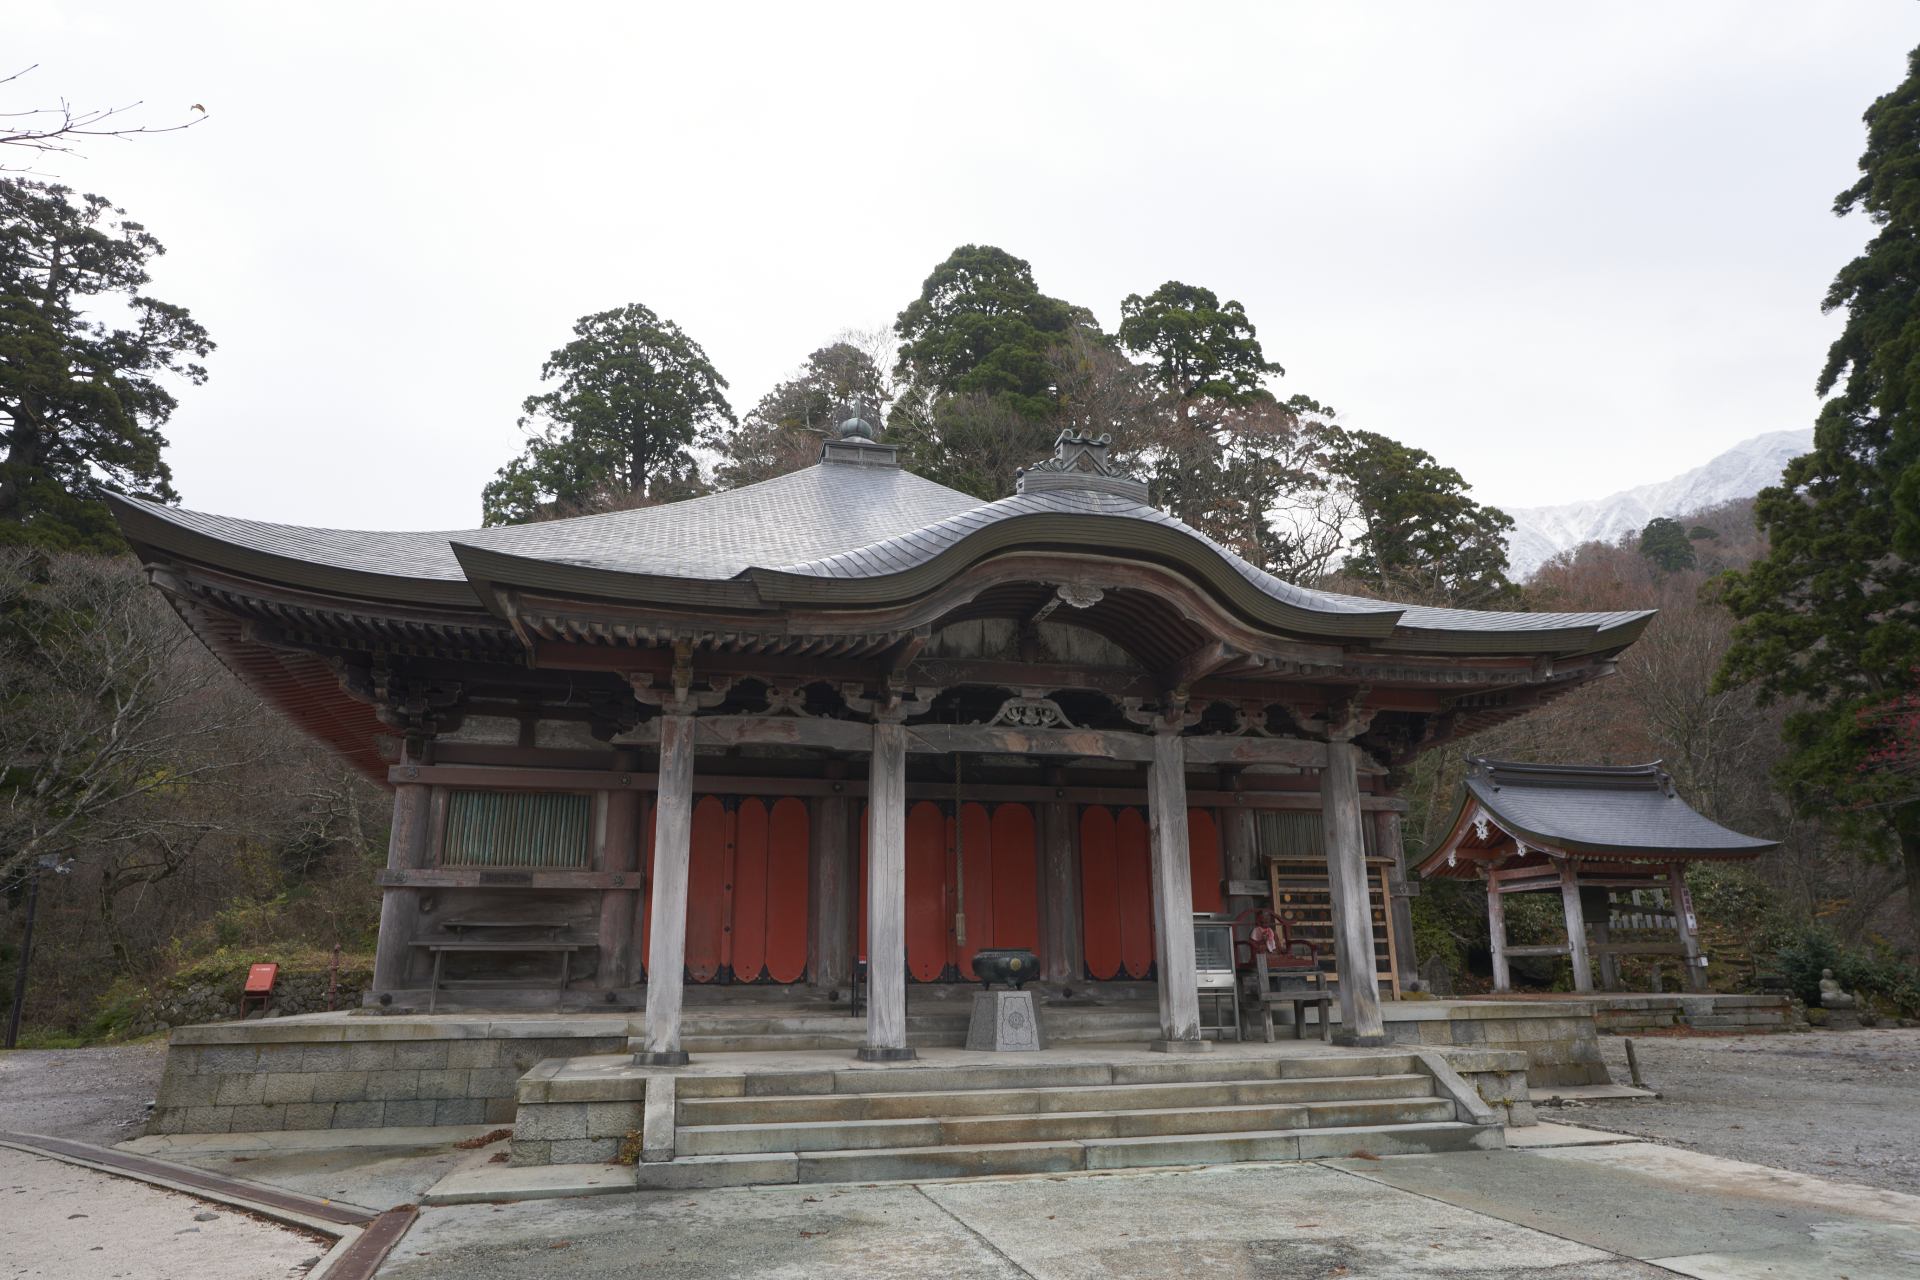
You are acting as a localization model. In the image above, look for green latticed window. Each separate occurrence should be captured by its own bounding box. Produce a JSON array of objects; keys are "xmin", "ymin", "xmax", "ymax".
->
[{"xmin": 441, "ymin": 790, "xmax": 592, "ymax": 868}]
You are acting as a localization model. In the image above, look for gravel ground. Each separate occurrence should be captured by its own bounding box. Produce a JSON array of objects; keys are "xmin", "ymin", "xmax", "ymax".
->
[
  {"xmin": 0, "ymin": 1043, "xmax": 166, "ymax": 1144},
  {"xmin": 1577, "ymin": 1027, "xmax": 1920, "ymax": 1196}
]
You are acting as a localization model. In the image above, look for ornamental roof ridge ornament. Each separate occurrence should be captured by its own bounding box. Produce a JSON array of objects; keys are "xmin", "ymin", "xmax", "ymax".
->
[
  {"xmin": 1015, "ymin": 430, "xmax": 1150, "ymax": 502},
  {"xmin": 820, "ymin": 414, "xmax": 901, "ymax": 468}
]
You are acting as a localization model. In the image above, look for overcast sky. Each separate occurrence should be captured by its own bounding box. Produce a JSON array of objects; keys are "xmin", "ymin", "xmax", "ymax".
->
[{"xmin": 16, "ymin": 3, "xmax": 1918, "ymax": 531}]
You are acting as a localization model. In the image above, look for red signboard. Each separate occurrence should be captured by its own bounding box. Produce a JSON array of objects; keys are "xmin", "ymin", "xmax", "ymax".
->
[{"xmin": 244, "ymin": 963, "xmax": 278, "ymax": 994}]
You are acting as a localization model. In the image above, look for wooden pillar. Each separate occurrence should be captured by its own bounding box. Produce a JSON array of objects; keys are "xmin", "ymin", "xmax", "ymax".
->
[
  {"xmin": 597, "ymin": 785, "xmax": 642, "ymax": 989},
  {"xmin": 1039, "ymin": 768, "xmax": 1083, "ymax": 985},
  {"xmin": 1593, "ymin": 908, "xmax": 1623, "ymax": 992},
  {"xmin": 1321, "ymin": 740, "xmax": 1386, "ymax": 1044},
  {"xmin": 1374, "ymin": 808, "xmax": 1417, "ymax": 991},
  {"xmin": 808, "ymin": 763, "xmax": 853, "ymax": 994},
  {"xmin": 1147, "ymin": 730, "xmax": 1208, "ymax": 1050},
  {"xmin": 1670, "ymin": 863, "xmax": 1706, "ymax": 992},
  {"xmin": 371, "ymin": 782, "xmax": 433, "ymax": 1000},
  {"xmin": 1221, "ymin": 781, "xmax": 1261, "ymax": 917},
  {"xmin": 638, "ymin": 714, "xmax": 695, "ymax": 1064},
  {"xmin": 859, "ymin": 720, "xmax": 914, "ymax": 1060},
  {"xmin": 1558, "ymin": 857, "xmax": 1594, "ymax": 993},
  {"xmin": 1486, "ymin": 877, "xmax": 1511, "ymax": 993}
]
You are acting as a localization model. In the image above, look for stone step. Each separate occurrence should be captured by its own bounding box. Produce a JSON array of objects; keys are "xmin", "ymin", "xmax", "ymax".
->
[
  {"xmin": 675, "ymin": 1051, "xmax": 1423, "ymax": 1100},
  {"xmin": 679, "ymin": 1072, "xmax": 1436, "ymax": 1126},
  {"xmin": 676, "ymin": 1096, "xmax": 1455, "ymax": 1156},
  {"xmin": 777, "ymin": 1120, "xmax": 1498, "ymax": 1185}
]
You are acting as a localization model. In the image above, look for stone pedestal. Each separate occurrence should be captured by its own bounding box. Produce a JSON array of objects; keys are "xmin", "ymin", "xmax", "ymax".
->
[{"xmin": 966, "ymin": 990, "xmax": 1043, "ymax": 1052}]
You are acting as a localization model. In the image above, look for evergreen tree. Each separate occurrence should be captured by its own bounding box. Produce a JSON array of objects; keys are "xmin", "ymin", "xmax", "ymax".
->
[
  {"xmin": 716, "ymin": 340, "xmax": 888, "ymax": 488},
  {"xmin": 1117, "ymin": 281, "xmax": 1282, "ymax": 427},
  {"xmin": 0, "ymin": 179, "xmax": 213, "ymax": 551},
  {"xmin": 1717, "ymin": 47, "xmax": 1920, "ymax": 945},
  {"xmin": 1334, "ymin": 430, "xmax": 1518, "ymax": 606},
  {"xmin": 1637, "ymin": 516, "xmax": 1697, "ymax": 572},
  {"xmin": 482, "ymin": 304, "xmax": 732, "ymax": 525}
]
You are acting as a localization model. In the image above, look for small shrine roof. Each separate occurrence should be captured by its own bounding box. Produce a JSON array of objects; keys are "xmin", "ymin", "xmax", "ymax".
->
[{"xmin": 1418, "ymin": 758, "xmax": 1779, "ymax": 879}]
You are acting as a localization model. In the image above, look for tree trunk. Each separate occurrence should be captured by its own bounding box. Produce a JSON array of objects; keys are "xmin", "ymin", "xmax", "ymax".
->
[{"xmin": 1901, "ymin": 810, "xmax": 1920, "ymax": 956}]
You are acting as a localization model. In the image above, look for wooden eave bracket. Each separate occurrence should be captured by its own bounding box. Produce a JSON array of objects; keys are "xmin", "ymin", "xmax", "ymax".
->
[
  {"xmin": 841, "ymin": 680, "xmax": 936, "ymax": 723},
  {"xmin": 627, "ymin": 641, "xmax": 730, "ymax": 715}
]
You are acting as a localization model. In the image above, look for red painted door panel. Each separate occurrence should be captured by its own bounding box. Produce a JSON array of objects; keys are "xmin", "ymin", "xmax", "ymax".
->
[
  {"xmin": 763, "ymin": 798, "xmax": 811, "ymax": 984},
  {"xmin": 1115, "ymin": 807, "xmax": 1154, "ymax": 979},
  {"xmin": 905, "ymin": 801, "xmax": 949, "ymax": 982},
  {"xmin": 1187, "ymin": 809, "xmax": 1223, "ymax": 915},
  {"xmin": 990, "ymin": 803, "xmax": 1039, "ymax": 955},
  {"xmin": 731, "ymin": 799, "xmax": 770, "ymax": 981},
  {"xmin": 1080, "ymin": 806, "xmax": 1122, "ymax": 981},
  {"xmin": 685, "ymin": 796, "xmax": 729, "ymax": 982},
  {"xmin": 956, "ymin": 802, "xmax": 994, "ymax": 979}
]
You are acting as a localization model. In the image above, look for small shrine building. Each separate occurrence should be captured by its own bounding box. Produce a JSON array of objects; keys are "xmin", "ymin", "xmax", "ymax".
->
[
  {"xmin": 1418, "ymin": 758, "xmax": 1778, "ymax": 992},
  {"xmin": 109, "ymin": 425, "xmax": 1654, "ymax": 1061}
]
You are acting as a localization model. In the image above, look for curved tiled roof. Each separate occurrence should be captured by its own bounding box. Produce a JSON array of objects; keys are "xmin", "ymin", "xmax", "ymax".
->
[
  {"xmin": 109, "ymin": 445, "xmax": 1654, "ymax": 653},
  {"xmin": 1418, "ymin": 758, "xmax": 1777, "ymax": 876}
]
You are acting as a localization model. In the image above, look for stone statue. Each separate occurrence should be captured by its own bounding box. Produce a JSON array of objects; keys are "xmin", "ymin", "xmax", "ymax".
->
[{"xmin": 1818, "ymin": 968, "xmax": 1856, "ymax": 1011}]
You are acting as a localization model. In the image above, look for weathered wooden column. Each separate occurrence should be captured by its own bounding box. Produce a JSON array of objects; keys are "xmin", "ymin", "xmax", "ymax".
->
[
  {"xmin": 1220, "ymin": 771, "xmax": 1261, "ymax": 917},
  {"xmin": 1039, "ymin": 766, "xmax": 1083, "ymax": 985},
  {"xmin": 638, "ymin": 714, "xmax": 696, "ymax": 1064},
  {"xmin": 1373, "ymin": 808, "xmax": 1418, "ymax": 991},
  {"xmin": 808, "ymin": 762, "xmax": 854, "ymax": 995},
  {"xmin": 597, "ymin": 777, "xmax": 642, "ymax": 990},
  {"xmin": 371, "ymin": 780, "xmax": 433, "ymax": 1000},
  {"xmin": 1147, "ymin": 728, "xmax": 1208, "ymax": 1051},
  {"xmin": 1593, "ymin": 910, "xmax": 1623, "ymax": 991},
  {"xmin": 860, "ymin": 719, "xmax": 915, "ymax": 1060},
  {"xmin": 1558, "ymin": 858, "xmax": 1594, "ymax": 993},
  {"xmin": 1321, "ymin": 739, "xmax": 1387, "ymax": 1044},
  {"xmin": 1669, "ymin": 864, "xmax": 1706, "ymax": 992},
  {"xmin": 1485, "ymin": 875, "xmax": 1512, "ymax": 993}
]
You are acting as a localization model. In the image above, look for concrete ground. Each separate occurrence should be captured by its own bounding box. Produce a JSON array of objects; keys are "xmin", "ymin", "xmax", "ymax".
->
[
  {"xmin": 0, "ymin": 1145, "xmax": 328, "ymax": 1279},
  {"xmin": 375, "ymin": 1139, "xmax": 1920, "ymax": 1279},
  {"xmin": 1580, "ymin": 1028, "xmax": 1920, "ymax": 1196},
  {"xmin": 0, "ymin": 1043, "xmax": 166, "ymax": 1145}
]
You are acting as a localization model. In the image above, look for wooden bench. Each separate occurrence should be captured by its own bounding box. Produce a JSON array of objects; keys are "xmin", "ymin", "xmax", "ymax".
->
[
  {"xmin": 410, "ymin": 936, "xmax": 585, "ymax": 1012},
  {"xmin": 1242, "ymin": 952, "xmax": 1335, "ymax": 1043}
]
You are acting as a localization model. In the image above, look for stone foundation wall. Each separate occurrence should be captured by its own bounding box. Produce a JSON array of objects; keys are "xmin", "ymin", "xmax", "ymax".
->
[
  {"xmin": 147, "ymin": 1015, "xmax": 631, "ymax": 1135},
  {"xmin": 1383, "ymin": 1001, "xmax": 1608, "ymax": 1087},
  {"xmin": 1589, "ymin": 994, "xmax": 1803, "ymax": 1034},
  {"xmin": 1437, "ymin": 1049, "xmax": 1537, "ymax": 1125}
]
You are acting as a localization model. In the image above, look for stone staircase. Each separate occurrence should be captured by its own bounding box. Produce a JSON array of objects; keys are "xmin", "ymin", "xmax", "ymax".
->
[
  {"xmin": 680, "ymin": 1001, "xmax": 1163, "ymax": 1053},
  {"xmin": 636, "ymin": 1050, "xmax": 1500, "ymax": 1187}
]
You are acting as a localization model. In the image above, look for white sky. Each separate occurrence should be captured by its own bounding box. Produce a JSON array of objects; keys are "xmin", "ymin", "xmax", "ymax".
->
[{"xmin": 16, "ymin": 2, "xmax": 1917, "ymax": 530}]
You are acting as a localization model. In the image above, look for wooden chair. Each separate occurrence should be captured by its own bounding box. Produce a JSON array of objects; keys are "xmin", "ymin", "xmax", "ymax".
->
[{"xmin": 1234, "ymin": 910, "xmax": 1334, "ymax": 1043}]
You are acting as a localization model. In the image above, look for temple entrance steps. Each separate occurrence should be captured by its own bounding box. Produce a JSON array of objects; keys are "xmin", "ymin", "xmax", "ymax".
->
[
  {"xmin": 500, "ymin": 1047, "xmax": 1505, "ymax": 1191},
  {"xmin": 658, "ymin": 1051, "xmax": 1497, "ymax": 1185},
  {"xmin": 678, "ymin": 1001, "xmax": 1163, "ymax": 1053}
]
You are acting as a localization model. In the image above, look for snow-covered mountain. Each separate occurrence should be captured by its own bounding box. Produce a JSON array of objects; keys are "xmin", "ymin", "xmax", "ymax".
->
[{"xmin": 1501, "ymin": 429, "xmax": 1814, "ymax": 579}]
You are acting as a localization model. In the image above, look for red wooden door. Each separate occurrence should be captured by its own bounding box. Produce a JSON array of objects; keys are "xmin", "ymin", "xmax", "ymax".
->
[
  {"xmin": 1114, "ymin": 807, "xmax": 1154, "ymax": 979},
  {"xmin": 762, "ymin": 798, "xmax": 810, "ymax": 983},
  {"xmin": 956, "ymin": 802, "xmax": 994, "ymax": 979},
  {"xmin": 1079, "ymin": 807, "xmax": 1122, "ymax": 980},
  {"xmin": 905, "ymin": 801, "xmax": 949, "ymax": 982},
  {"xmin": 685, "ymin": 796, "xmax": 729, "ymax": 982},
  {"xmin": 731, "ymin": 799, "xmax": 770, "ymax": 982},
  {"xmin": 1188, "ymin": 809, "xmax": 1223, "ymax": 915},
  {"xmin": 990, "ymin": 803, "xmax": 1039, "ymax": 955}
]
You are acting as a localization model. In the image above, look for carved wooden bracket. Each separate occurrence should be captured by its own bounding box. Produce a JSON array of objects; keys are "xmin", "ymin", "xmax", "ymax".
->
[
  {"xmin": 987, "ymin": 694, "xmax": 1075, "ymax": 729},
  {"xmin": 1121, "ymin": 695, "xmax": 1202, "ymax": 735},
  {"xmin": 841, "ymin": 680, "xmax": 936, "ymax": 723}
]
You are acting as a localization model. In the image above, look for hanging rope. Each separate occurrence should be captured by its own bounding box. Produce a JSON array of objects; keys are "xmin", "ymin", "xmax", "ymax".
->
[{"xmin": 952, "ymin": 750, "xmax": 967, "ymax": 949}]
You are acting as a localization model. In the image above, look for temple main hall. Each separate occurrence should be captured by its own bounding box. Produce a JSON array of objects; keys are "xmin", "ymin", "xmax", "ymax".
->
[{"xmin": 110, "ymin": 424, "xmax": 1653, "ymax": 1064}]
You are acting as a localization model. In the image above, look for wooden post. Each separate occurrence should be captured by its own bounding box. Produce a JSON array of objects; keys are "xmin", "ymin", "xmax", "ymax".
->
[
  {"xmin": 1558, "ymin": 857, "xmax": 1594, "ymax": 993},
  {"xmin": 1373, "ymin": 808, "xmax": 1417, "ymax": 991},
  {"xmin": 1221, "ymin": 776, "xmax": 1261, "ymax": 917},
  {"xmin": 1669, "ymin": 863, "xmax": 1706, "ymax": 992},
  {"xmin": 860, "ymin": 720, "xmax": 915, "ymax": 1060},
  {"xmin": 1321, "ymin": 740, "xmax": 1386, "ymax": 1044},
  {"xmin": 638, "ymin": 714, "xmax": 695, "ymax": 1064},
  {"xmin": 1486, "ymin": 878, "xmax": 1511, "ymax": 993},
  {"xmin": 598, "ymin": 785, "xmax": 642, "ymax": 989},
  {"xmin": 1147, "ymin": 730, "xmax": 1208, "ymax": 1050},
  {"xmin": 808, "ymin": 762, "xmax": 853, "ymax": 995},
  {"xmin": 1040, "ymin": 767, "xmax": 1083, "ymax": 985},
  {"xmin": 1593, "ymin": 909, "xmax": 1622, "ymax": 992},
  {"xmin": 371, "ymin": 782, "xmax": 433, "ymax": 1000}
]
